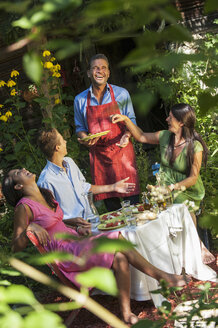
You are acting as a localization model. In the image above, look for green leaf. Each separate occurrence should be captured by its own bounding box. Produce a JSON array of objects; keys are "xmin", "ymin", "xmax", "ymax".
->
[
  {"xmin": 203, "ymin": 76, "xmax": 218, "ymax": 88},
  {"xmin": 43, "ymin": 0, "xmax": 81, "ymax": 14},
  {"xmin": 30, "ymin": 11, "xmax": 51, "ymax": 25},
  {"xmin": 0, "ymin": 280, "xmax": 12, "ymax": 286},
  {"xmin": 49, "ymin": 89, "xmax": 59, "ymax": 96},
  {"xmin": 76, "ymin": 267, "xmax": 118, "ymax": 295},
  {"xmin": 204, "ymin": 0, "xmax": 218, "ymax": 13},
  {"xmin": 132, "ymin": 91, "xmax": 156, "ymax": 115},
  {"xmin": 91, "ymin": 236, "xmax": 134, "ymax": 253},
  {"xmin": 0, "ymin": 310, "xmax": 23, "ymax": 328},
  {"xmin": 24, "ymin": 310, "xmax": 65, "ymax": 328},
  {"xmin": 13, "ymin": 16, "xmax": 32, "ymax": 29},
  {"xmin": 132, "ymin": 319, "xmax": 164, "ymax": 327},
  {"xmin": 27, "ymin": 251, "xmax": 79, "ymax": 265},
  {"xmin": 198, "ymin": 213, "xmax": 218, "ymax": 234},
  {"xmin": 0, "ymin": 303, "xmax": 10, "ymax": 313},
  {"xmin": 23, "ymin": 53, "xmax": 43, "ymax": 84},
  {"xmin": 0, "ymin": 285, "xmax": 37, "ymax": 305},
  {"xmin": 198, "ymin": 92, "xmax": 218, "ymax": 115},
  {"xmin": 34, "ymin": 97, "xmax": 49, "ymax": 106},
  {"xmin": 56, "ymin": 43, "xmax": 80, "ymax": 60},
  {"xmin": 0, "ymin": 1, "xmax": 30, "ymax": 14},
  {"xmin": 0, "ymin": 268, "xmax": 21, "ymax": 276}
]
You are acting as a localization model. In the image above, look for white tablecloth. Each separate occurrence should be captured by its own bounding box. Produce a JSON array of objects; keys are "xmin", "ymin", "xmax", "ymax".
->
[{"xmin": 94, "ymin": 204, "xmax": 217, "ymax": 307}]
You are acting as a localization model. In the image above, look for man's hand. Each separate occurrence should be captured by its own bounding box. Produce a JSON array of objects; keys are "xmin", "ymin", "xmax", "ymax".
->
[
  {"xmin": 113, "ymin": 177, "xmax": 135, "ymax": 193},
  {"xmin": 116, "ymin": 133, "xmax": 130, "ymax": 148},
  {"xmin": 77, "ymin": 226, "xmax": 91, "ymax": 236},
  {"xmin": 78, "ymin": 136, "xmax": 100, "ymax": 147},
  {"xmin": 27, "ymin": 222, "xmax": 51, "ymax": 246}
]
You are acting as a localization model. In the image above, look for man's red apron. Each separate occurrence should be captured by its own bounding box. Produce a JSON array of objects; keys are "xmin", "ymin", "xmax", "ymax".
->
[{"xmin": 86, "ymin": 84, "xmax": 140, "ymax": 201}]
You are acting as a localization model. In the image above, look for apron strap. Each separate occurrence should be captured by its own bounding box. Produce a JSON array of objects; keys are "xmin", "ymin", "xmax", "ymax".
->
[
  {"xmin": 87, "ymin": 91, "xmax": 91, "ymax": 107},
  {"xmin": 108, "ymin": 84, "xmax": 116, "ymax": 102}
]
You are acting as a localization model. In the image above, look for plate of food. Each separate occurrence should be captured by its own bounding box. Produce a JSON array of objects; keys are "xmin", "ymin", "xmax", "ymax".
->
[
  {"xmin": 100, "ymin": 211, "xmax": 123, "ymax": 222},
  {"xmin": 136, "ymin": 211, "xmax": 157, "ymax": 221},
  {"xmin": 82, "ymin": 130, "xmax": 110, "ymax": 142},
  {"xmin": 131, "ymin": 204, "xmax": 145, "ymax": 214},
  {"xmin": 97, "ymin": 219, "xmax": 126, "ymax": 231}
]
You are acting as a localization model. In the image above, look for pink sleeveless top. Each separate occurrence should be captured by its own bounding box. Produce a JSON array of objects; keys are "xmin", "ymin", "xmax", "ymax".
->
[{"xmin": 16, "ymin": 198, "xmax": 119, "ymax": 287}]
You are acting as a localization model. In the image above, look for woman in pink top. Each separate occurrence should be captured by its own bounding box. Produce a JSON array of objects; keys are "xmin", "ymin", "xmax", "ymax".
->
[{"xmin": 2, "ymin": 168, "xmax": 189, "ymax": 325}]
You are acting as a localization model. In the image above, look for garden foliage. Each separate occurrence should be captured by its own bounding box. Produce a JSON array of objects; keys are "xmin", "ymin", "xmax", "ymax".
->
[{"xmin": 0, "ymin": 0, "xmax": 217, "ymax": 327}]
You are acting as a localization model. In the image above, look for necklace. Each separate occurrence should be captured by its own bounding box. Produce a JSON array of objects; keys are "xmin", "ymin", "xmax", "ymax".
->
[{"xmin": 174, "ymin": 140, "xmax": 186, "ymax": 149}]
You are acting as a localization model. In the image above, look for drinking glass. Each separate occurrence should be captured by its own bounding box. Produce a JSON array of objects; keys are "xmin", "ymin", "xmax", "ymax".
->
[
  {"xmin": 127, "ymin": 216, "xmax": 137, "ymax": 230},
  {"xmin": 121, "ymin": 200, "xmax": 131, "ymax": 218},
  {"xmin": 121, "ymin": 200, "xmax": 130, "ymax": 209}
]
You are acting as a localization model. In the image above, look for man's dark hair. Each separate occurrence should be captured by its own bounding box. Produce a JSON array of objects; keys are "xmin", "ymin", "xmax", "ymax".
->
[{"xmin": 89, "ymin": 54, "xmax": 109, "ymax": 69}]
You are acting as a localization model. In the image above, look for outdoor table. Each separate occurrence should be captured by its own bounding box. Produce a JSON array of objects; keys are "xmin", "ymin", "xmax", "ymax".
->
[{"xmin": 92, "ymin": 204, "xmax": 217, "ymax": 307}]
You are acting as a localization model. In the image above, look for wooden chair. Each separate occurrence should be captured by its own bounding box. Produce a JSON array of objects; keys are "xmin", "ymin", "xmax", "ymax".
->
[{"xmin": 26, "ymin": 230, "xmax": 84, "ymax": 327}]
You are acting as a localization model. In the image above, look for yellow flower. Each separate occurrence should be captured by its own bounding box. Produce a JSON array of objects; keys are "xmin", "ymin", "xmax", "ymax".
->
[
  {"xmin": 44, "ymin": 61, "xmax": 53, "ymax": 69},
  {"xmin": 11, "ymin": 70, "xmax": 19, "ymax": 78},
  {"xmin": 0, "ymin": 104, "xmax": 3, "ymax": 108},
  {"xmin": 0, "ymin": 147, "xmax": 3, "ymax": 152},
  {"xmin": 0, "ymin": 115, "xmax": 8, "ymax": 122},
  {"xmin": 52, "ymin": 72, "xmax": 61, "ymax": 78},
  {"xmin": 54, "ymin": 64, "xmax": 61, "ymax": 71},
  {"xmin": 5, "ymin": 110, "xmax": 12, "ymax": 118},
  {"xmin": 10, "ymin": 89, "xmax": 16, "ymax": 96},
  {"xmin": 54, "ymin": 98, "xmax": 61, "ymax": 104},
  {"xmin": 50, "ymin": 57, "xmax": 56, "ymax": 62},
  {"xmin": 7, "ymin": 80, "xmax": 16, "ymax": 87},
  {"xmin": 43, "ymin": 50, "xmax": 51, "ymax": 57},
  {"xmin": 0, "ymin": 80, "xmax": 6, "ymax": 87}
]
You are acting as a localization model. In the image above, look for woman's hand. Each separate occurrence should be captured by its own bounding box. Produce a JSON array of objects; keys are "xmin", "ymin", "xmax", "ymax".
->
[
  {"xmin": 77, "ymin": 226, "xmax": 91, "ymax": 236},
  {"xmin": 113, "ymin": 177, "xmax": 135, "ymax": 193},
  {"xmin": 64, "ymin": 217, "xmax": 91, "ymax": 228},
  {"xmin": 111, "ymin": 114, "xmax": 127, "ymax": 124},
  {"xmin": 27, "ymin": 223, "xmax": 51, "ymax": 246}
]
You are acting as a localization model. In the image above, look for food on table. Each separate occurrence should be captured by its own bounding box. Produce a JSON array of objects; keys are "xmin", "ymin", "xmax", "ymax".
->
[
  {"xmin": 136, "ymin": 211, "xmax": 157, "ymax": 221},
  {"xmin": 97, "ymin": 218, "xmax": 126, "ymax": 230},
  {"xmin": 137, "ymin": 204, "xmax": 145, "ymax": 212},
  {"xmin": 105, "ymin": 219, "xmax": 125, "ymax": 228},
  {"xmin": 100, "ymin": 211, "xmax": 122, "ymax": 221}
]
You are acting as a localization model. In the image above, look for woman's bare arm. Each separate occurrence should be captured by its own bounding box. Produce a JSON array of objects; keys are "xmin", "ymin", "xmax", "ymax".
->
[
  {"xmin": 171, "ymin": 151, "xmax": 202, "ymax": 191},
  {"xmin": 12, "ymin": 204, "xmax": 50, "ymax": 252},
  {"xmin": 112, "ymin": 114, "xmax": 160, "ymax": 144}
]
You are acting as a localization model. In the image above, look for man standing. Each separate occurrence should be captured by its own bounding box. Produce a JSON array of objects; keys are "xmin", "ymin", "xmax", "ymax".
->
[
  {"xmin": 37, "ymin": 128, "xmax": 135, "ymax": 230},
  {"xmin": 74, "ymin": 54, "xmax": 140, "ymax": 211}
]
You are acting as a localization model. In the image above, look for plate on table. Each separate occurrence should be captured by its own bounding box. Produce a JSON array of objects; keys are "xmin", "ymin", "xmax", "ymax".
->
[
  {"xmin": 82, "ymin": 130, "xmax": 110, "ymax": 142},
  {"xmin": 97, "ymin": 219, "xmax": 127, "ymax": 231}
]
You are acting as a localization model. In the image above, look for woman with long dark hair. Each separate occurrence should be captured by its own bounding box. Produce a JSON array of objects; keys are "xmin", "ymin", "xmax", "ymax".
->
[
  {"xmin": 112, "ymin": 103, "xmax": 214, "ymax": 264},
  {"xmin": 2, "ymin": 168, "xmax": 189, "ymax": 325}
]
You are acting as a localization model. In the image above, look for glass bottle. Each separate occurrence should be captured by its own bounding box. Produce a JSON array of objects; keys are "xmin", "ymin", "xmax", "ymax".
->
[
  {"xmin": 86, "ymin": 191, "xmax": 100, "ymax": 224},
  {"xmin": 141, "ymin": 191, "xmax": 152, "ymax": 210}
]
